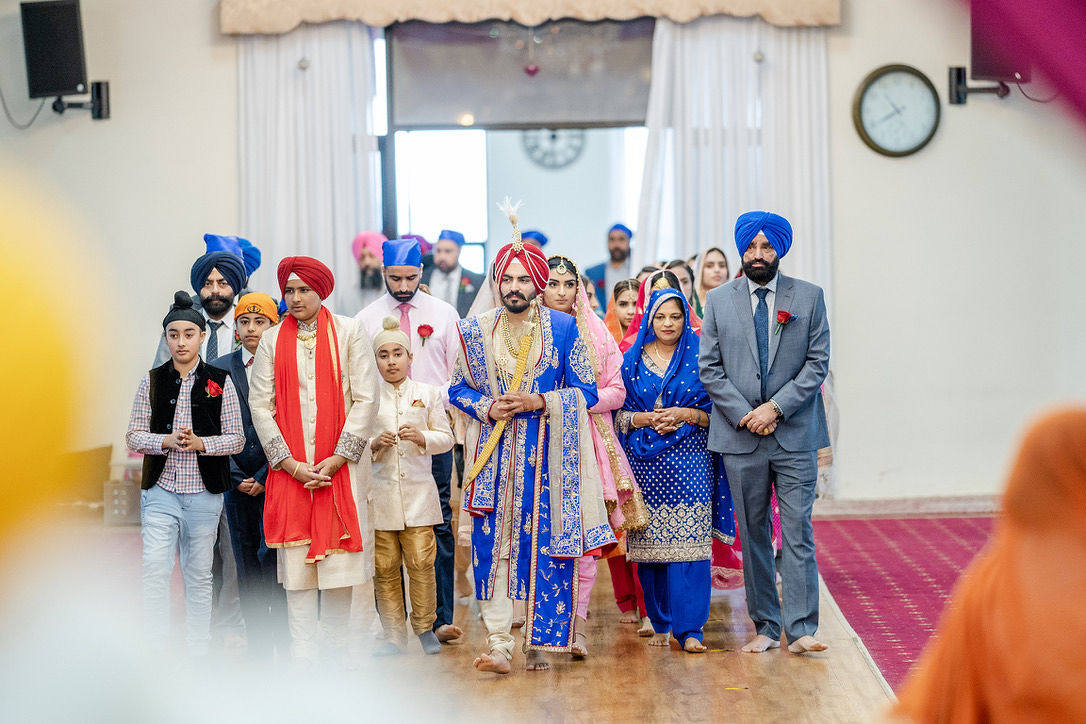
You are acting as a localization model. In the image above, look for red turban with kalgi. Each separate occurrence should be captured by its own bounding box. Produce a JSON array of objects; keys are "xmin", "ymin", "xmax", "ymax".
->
[
  {"xmin": 276, "ymin": 256, "xmax": 335, "ymax": 299},
  {"xmin": 493, "ymin": 239, "xmax": 549, "ymax": 293}
]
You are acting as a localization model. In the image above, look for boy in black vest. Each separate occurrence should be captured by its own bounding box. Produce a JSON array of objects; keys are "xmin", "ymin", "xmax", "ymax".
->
[
  {"xmin": 125, "ymin": 291, "xmax": 245, "ymax": 657},
  {"xmin": 211, "ymin": 292, "xmax": 286, "ymax": 657}
]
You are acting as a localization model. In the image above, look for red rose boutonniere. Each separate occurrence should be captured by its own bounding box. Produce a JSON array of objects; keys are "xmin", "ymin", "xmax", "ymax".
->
[
  {"xmin": 411, "ymin": 399, "xmax": 426, "ymax": 408},
  {"xmin": 774, "ymin": 310, "xmax": 794, "ymax": 335},
  {"xmin": 206, "ymin": 379, "xmax": 223, "ymax": 398},
  {"xmin": 417, "ymin": 324, "xmax": 434, "ymax": 346},
  {"xmin": 459, "ymin": 276, "xmax": 475, "ymax": 294}
]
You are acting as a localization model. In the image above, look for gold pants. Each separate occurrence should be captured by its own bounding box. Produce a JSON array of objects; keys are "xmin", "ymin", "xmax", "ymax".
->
[{"xmin": 374, "ymin": 526, "xmax": 437, "ymax": 645}]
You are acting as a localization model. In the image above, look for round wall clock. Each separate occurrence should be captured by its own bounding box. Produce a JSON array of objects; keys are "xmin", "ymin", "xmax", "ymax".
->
[
  {"xmin": 521, "ymin": 128, "xmax": 586, "ymax": 169},
  {"xmin": 852, "ymin": 64, "xmax": 941, "ymax": 157}
]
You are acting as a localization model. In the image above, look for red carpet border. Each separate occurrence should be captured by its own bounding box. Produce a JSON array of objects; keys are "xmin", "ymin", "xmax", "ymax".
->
[{"xmin": 813, "ymin": 516, "xmax": 994, "ymax": 691}]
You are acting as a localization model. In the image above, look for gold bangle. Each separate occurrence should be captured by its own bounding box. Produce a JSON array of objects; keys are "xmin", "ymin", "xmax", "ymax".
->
[{"xmin": 291, "ymin": 461, "xmax": 301, "ymax": 478}]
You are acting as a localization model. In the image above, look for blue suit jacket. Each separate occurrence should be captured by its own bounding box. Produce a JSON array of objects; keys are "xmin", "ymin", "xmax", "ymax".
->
[
  {"xmin": 697, "ymin": 274, "xmax": 830, "ymax": 454},
  {"xmin": 584, "ymin": 262, "xmax": 609, "ymax": 311},
  {"xmin": 211, "ymin": 349, "xmax": 269, "ymax": 486}
]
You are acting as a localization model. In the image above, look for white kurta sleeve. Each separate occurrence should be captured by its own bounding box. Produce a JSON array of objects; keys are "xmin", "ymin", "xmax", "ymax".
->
[
  {"xmin": 419, "ymin": 385, "xmax": 454, "ymax": 455},
  {"xmin": 334, "ymin": 318, "xmax": 380, "ymax": 462}
]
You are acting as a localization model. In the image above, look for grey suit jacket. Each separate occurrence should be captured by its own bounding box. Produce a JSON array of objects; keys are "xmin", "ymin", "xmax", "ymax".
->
[{"xmin": 697, "ymin": 274, "xmax": 830, "ymax": 454}]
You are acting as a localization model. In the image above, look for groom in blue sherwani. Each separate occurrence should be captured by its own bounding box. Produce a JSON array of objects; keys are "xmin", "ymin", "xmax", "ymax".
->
[{"xmin": 698, "ymin": 211, "xmax": 830, "ymax": 655}]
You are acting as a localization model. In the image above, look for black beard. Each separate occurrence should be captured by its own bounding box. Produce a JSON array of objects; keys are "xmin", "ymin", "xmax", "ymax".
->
[
  {"xmin": 385, "ymin": 278, "xmax": 418, "ymax": 303},
  {"xmin": 201, "ymin": 294, "xmax": 232, "ymax": 316},
  {"xmin": 609, "ymin": 247, "xmax": 629, "ymax": 264},
  {"xmin": 435, "ymin": 259, "xmax": 458, "ymax": 274},
  {"xmin": 360, "ymin": 268, "xmax": 383, "ymax": 289},
  {"xmin": 501, "ymin": 291, "xmax": 534, "ymax": 314},
  {"xmin": 742, "ymin": 257, "xmax": 779, "ymax": 285}
]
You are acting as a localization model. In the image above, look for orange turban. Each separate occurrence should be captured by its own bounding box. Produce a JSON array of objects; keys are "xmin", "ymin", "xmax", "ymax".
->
[
  {"xmin": 277, "ymin": 256, "xmax": 335, "ymax": 300},
  {"xmin": 493, "ymin": 240, "xmax": 549, "ymax": 293},
  {"xmin": 234, "ymin": 292, "xmax": 280, "ymax": 324}
]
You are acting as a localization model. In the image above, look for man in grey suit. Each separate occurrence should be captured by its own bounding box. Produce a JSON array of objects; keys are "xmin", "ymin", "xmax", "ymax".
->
[{"xmin": 698, "ymin": 211, "xmax": 830, "ymax": 655}]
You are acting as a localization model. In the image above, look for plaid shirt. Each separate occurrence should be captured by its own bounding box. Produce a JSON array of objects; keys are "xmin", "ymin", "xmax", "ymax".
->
[{"xmin": 126, "ymin": 366, "xmax": 245, "ymax": 494}]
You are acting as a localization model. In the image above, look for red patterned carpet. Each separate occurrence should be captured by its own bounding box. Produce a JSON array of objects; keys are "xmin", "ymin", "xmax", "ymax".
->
[{"xmin": 813, "ymin": 516, "xmax": 995, "ymax": 691}]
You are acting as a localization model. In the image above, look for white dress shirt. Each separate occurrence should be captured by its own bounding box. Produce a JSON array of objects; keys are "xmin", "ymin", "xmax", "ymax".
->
[
  {"xmin": 429, "ymin": 265, "xmax": 461, "ymax": 309},
  {"xmin": 241, "ymin": 347, "xmax": 255, "ymax": 384},
  {"xmin": 369, "ymin": 377, "xmax": 454, "ymax": 530},
  {"xmin": 355, "ymin": 291, "xmax": 460, "ymax": 403},
  {"xmin": 201, "ymin": 306, "xmax": 236, "ymax": 362},
  {"xmin": 747, "ymin": 274, "xmax": 778, "ymax": 338}
]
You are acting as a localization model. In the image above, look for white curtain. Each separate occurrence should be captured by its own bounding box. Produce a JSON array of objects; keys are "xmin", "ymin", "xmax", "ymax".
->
[
  {"xmin": 636, "ymin": 16, "xmax": 837, "ymax": 494},
  {"xmin": 239, "ymin": 21, "xmax": 381, "ymax": 315},
  {"xmin": 634, "ymin": 16, "xmax": 832, "ymax": 300}
]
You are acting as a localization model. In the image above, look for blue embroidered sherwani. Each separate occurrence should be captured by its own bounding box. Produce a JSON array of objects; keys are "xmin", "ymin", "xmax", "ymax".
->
[{"xmin": 450, "ymin": 306, "xmax": 615, "ymax": 650}]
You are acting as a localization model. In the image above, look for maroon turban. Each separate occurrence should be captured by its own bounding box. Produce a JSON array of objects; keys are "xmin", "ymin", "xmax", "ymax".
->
[
  {"xmin": 493, "ymin": 241, "xmax": 549, "ymax": 293},
  {"xmin": 277, "ymin": 256, "xmax": 335, "ymax": 300}
]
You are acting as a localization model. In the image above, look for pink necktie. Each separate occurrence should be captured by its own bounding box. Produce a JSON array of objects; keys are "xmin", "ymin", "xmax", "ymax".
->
[{"xmin": 397, "ymin": 302, "xmax": 412, "ymax": 350}]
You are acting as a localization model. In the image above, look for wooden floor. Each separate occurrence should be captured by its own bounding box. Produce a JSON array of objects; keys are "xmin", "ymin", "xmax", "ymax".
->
[{"xmin": 363, "ymin": 563, "xmax": 894, "ymax": 723}]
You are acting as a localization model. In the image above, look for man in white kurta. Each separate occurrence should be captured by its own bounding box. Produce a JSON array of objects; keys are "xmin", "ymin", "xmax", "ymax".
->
[
  {"xmin": 249, "ymin": 257, "xmax": 380, "ymax": 662},
  {"xmin": 369, "ymin": 317, "xmax": 454, "ymax": 655}
]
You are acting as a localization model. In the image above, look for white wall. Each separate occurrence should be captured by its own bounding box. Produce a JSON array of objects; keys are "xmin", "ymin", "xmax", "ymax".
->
[
  {"xmin": 484, "ymin": 128, "xmax": 629, "ymax": 267},
  {"xmin": 825, "ymin": 0, "xmax": 1086, "ymax": 498},
  {"xmin": 0, "ymin": 0, "xmax": 237, "ymax": 454}
]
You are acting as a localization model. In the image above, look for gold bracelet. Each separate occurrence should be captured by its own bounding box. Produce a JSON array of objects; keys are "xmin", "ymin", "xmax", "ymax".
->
[{"xmin": 291, "ymin": 461, "xmax": 301, "ymax": 478}]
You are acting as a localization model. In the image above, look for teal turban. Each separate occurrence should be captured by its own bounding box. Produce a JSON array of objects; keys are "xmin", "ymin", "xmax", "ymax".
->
[{"xmin": 734, "ymin": 211, "xmax": 793, "ymax": 258}]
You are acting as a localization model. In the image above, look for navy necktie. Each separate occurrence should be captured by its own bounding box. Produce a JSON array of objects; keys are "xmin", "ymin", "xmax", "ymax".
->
[
  {"xmin": 207, "ymin": 321, "xmax": 222, "ymax": 362},
  {"xmin": 754, "ymin": 287, "xmax": 769, "ymax": 402}
]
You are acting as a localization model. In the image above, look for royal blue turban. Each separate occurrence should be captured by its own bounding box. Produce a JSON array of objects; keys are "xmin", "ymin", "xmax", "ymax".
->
[
  {"xmin": 383, "ymin": 238, "xmax": 423, "ymax": 267},
  {"xmin": 521, "ymin": 230, "xmax": 548, "ymax": 247},
  {"xmin": 437, "ymin": 229, "xmax": 465, "ymax": 246},
  {"xmin": 609, "ymin": 223, "xmax": 633, "ymax": 239},
  {"xmin": 190, "ymin": 251, "xmax": 246, "ymax": 297},
  {"xmin": 237, "ymin": 238, "xmax": 261, "ymax": 275},
  {"xmin": 734, "ymin": 211, "xmax": 793, "ymax": 258}
]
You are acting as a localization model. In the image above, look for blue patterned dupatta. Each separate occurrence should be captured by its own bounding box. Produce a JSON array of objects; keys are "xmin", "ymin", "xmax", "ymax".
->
[{"xmin": 620, "ymin": 289, "xmax": 736, "ymax": 543}]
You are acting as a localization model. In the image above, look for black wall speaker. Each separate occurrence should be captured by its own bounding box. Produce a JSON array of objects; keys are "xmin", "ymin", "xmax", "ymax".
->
[
  {"xmin": 970, "ymin": 0, "xmax": 1032, "ymax": 82},
  {"xmin": 20, "ymin": 0, "xmax": 87, "ymax": 99}
]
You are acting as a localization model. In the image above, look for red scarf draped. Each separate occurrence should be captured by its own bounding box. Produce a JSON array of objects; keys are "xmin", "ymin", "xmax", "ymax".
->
[{"xmin": 263, "ymin": 308, "xmax": 364, "ymax": 563}]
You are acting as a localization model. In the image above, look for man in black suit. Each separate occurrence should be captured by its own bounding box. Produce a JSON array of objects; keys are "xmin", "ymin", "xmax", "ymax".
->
[
  {"xmin": 420, "ymin": 229, "xmax": 484, "ymax": 318},
  {"xmin": 212, "ymin": 292, "xmax": 287, "ymax": 657}
]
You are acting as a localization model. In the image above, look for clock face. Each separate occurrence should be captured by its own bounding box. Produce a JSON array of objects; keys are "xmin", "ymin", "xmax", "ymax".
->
[
  {"xmin": 521, "ymin": 129, "xmax": 586, "ymax": 169},
  {"xmin": 853, "ymin": 65, "xmax": 940, "ymax": 157}
]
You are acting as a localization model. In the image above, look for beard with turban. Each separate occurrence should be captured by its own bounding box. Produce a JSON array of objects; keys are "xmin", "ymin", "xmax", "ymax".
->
[
  {"xmin": 190, "ymin": 251, "xmax": 247, "ymax": 321},
  {"xmin": 735, "ymin": 211, "xmax": 792, "ymax": 285},
  {"xmin": 493, "ymin": 240, "xmax": 549, "ymax": 314},
  {"xmin": 277, "ymin": 256, "xmax": 335, "ymax": 300}
]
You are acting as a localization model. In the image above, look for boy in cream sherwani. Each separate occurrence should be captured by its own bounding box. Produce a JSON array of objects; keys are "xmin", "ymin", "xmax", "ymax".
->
[{"xmin": 370, "ymin": 317, "xmax": 454, "ymax": 655}]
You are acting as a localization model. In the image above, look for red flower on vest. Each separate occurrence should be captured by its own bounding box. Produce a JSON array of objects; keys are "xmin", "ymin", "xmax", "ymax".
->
[{"xmin": 206, "ymin": 379, "xmax": 223, "ymax": 398}]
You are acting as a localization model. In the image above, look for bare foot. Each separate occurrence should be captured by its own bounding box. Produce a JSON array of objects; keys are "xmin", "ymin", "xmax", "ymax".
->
[
  {"xmin": 511, "ymin": 617, "xmax": 525, "ymax": 630},
  {"xmin": 741, "ymin": 634, "xmax": 781, "ymax": 653},
  {"xmin": 648, "ymin": 632, "xmax": 670, "ymax": 647},
  {"xmin": 788, "ymin": 635, "xmax": 829, "ymax": 654},
  {"xmin": 618, "ymin": 610, "xmax": 639, "ymax": 624},
  {"xmin": 683, "ymin": 638, "xmax": 707, "ymax": 653},
  {"xmin": 473, "ymin": 651, "xmax": 511, "ymax": 674},
  {"xmin": 637, "ymin": 617, "xmax": 654, "ymax": 637},
  {"xmin": 525, "ymin": 650, "xmax": 550, "ymax": 671},
  {"xmin": 435, "ymin": 624, "xmax": 463, "ymax": 643}
]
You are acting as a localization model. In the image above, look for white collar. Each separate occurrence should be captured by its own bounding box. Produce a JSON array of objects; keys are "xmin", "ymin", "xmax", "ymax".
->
[
  {"xmin": 241, "ymin": 347, "xmax": 255, "ymax": 366},
  {"xmin": 747, "ymin": 274, "xmax": 779, "ymax": 296},
  {"xmin": 201, "ymin": 303, "xmax": 235, "ymax": 326}
]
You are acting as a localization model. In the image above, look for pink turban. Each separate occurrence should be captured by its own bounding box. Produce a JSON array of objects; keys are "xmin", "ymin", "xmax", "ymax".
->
[{"xmin": 351, "ymin": 231, "xmax": 387, "ymax": 263}]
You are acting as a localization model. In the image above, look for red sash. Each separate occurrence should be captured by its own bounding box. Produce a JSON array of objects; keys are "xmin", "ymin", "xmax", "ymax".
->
[{"xmin": 263, "ymin": 308, "xmax": 364, "ymax": 562}]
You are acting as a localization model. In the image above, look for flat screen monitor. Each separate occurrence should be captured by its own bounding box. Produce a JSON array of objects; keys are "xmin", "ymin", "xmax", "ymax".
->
[{"xmin": 21, "ymin": 0, "xmax": 87, "ymax": 98}]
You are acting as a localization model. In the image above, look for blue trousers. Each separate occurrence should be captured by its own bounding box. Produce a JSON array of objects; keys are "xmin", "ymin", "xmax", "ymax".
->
[
  {"xmin": 723, "ymin": 435, "xmax": 819, "ymax": 643},
  {"xmin": 637, "ymin": 559, "xmax": 710, "ymax": 643},
  {"xmin": 430, "ymin": 450, "xmax": 454, "ymax": 629}
]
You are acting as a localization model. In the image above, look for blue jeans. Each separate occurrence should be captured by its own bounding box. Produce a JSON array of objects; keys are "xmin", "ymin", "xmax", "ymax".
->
[{"xmin": 140, "ymin": 485, "xmax": 224, "ymax": 656}]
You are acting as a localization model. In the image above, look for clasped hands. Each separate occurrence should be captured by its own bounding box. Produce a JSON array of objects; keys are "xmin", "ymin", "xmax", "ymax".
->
[
  {"xmin": 489, "ymin": 391, "xmax": 545, "ymax": 422},
  {"xmin": 371, "ymin": 424, "xmax": 426, "ymax": 452},
  {"xmin": 162, "ymin": 427, "xmax": 205, "ymax": 453},
  {"xmin": 285, "ymin": 454, "xmax": 348, "ymax": 490},
  {"xmin": 636, "ymin": 407, "xmax": 699, "ymax": 435},
  {"xmin": 740, "ymin": 402, "xmax": 780, "ymax": 436}
]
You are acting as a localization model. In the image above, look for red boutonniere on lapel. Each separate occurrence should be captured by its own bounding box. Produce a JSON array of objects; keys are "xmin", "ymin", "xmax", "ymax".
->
[
  {"xmin": 459, "ymin": 276, "xmax": 474, "ymax": 294},
  {"xmin": 774, "ymin": 310, "xmax": 794, "ymax": 335},
  {"xmin": 206, "ymin": 379, "xmax": 223, "ymax": 398},
  {"xmin": 417, "ymin": 324, "xmax": 434, "ymax": 346}
]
